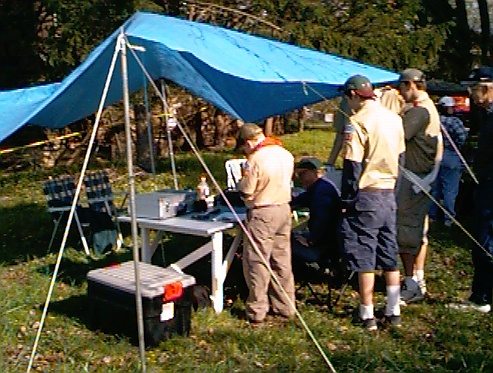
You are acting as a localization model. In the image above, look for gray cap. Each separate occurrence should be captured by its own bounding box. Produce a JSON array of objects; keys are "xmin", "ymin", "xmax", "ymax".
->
[
  {"xmin": 296, "ymin": 157, "xmax": 324, "ymax": 171},
  {"xmin": 236, "ymin": 123, "xmax": 263, "ymax": 146},
  {"xmin": 399, "ymin": 68, "xmax": 426, "ymax": 83},
  {"xmin": 341, "ymin": 75, "xmax": 375, "ymax": 98}
]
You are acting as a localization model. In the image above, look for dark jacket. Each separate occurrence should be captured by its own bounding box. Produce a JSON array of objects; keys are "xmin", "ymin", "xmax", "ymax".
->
[
  {"xmin": 475, "ymin": 105, "xmax": 493, "ymax": 182},
  {"xmin": 291, "ymin": 177, "xmax": 341, "ymax": 259}
]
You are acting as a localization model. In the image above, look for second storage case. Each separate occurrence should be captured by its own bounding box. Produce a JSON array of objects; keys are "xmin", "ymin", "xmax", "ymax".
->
[{"xmin": 87, "ymin": 261, "xmax": 196, "ymax": 346}]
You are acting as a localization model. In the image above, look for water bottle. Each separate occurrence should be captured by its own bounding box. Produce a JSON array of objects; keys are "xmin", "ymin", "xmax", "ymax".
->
[{"xmin": 197, "ymin": 175, "xmax": 210, "ymax": 201}]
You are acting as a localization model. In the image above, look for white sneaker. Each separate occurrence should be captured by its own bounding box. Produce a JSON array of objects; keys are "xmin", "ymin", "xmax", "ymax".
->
[
  {"xmin": 447, "ymin": 301, "xmax": 491, "ymax": 313},
  {"xmin": 400, "ymin": 278, "xmax": 425, "ymax": 305}
]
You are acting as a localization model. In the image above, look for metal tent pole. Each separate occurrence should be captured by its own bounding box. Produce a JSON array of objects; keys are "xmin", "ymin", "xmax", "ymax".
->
[
  {"xmin": 160, "ymin": 79, "xmax": 179, "ymax": 189},
  {"xmin": 120, "ymin": 30, "xmax": 147, "ymax": 373}
]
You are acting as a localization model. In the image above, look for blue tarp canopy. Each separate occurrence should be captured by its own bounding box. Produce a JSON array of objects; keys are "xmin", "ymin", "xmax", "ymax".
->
[{"xmin": 0, "ymin": 11, "xmax": 399, "ymax": 144}]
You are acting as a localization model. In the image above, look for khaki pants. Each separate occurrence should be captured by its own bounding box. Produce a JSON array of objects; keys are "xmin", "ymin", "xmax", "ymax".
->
[
  {"xmin": 397, "ymin": 178, "xmax": 431, "ymax": 255},
  {"xmin": 243, "ymin": 204, "xmax": 295, "ymax": 322}
]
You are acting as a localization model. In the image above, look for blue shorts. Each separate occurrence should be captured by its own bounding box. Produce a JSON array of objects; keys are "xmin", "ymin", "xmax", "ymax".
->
[{"xmin": 341, "ymin": 190, "xmax": 399, "ymax": 272}]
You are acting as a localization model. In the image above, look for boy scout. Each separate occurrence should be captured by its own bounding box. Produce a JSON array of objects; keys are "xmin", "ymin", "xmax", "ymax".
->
[
  {"xmin": 340, "ymin": 75, "xmax": 406, "ymax": 331},
  {"xmin": 236, "ymin": 123, "xmax": 295, "ymax": 325}
]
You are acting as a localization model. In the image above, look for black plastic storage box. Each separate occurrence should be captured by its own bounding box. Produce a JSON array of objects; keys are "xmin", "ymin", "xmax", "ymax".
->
[{"xmin": 87, "ymin": 261, "xmax": 196, "ymax": 346}]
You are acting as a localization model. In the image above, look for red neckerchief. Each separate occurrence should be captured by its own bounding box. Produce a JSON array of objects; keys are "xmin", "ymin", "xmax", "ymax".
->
[{"xmin": 252, "ymin": 136, "xmax": 283, "ymax": 153}]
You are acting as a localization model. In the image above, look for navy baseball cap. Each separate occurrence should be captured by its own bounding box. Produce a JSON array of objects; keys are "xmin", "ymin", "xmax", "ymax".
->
[{"xmin": 461, "ymin": 66, "xmax": 493, "ymax": 85}]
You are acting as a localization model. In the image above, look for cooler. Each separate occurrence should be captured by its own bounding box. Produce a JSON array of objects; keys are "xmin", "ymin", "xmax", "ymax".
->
[{"xmin": 87, "ymin": 261, "xmax": 196, "ymax": 346}]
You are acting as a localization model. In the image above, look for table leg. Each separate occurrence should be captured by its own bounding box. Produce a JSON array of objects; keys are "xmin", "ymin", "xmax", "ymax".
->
[
  {"xmin": 222, "ymin": 231, "xmax": 242, "ymax": 276},
  {"xmin": 140, "ymin": 228, "xmax": 165, "ymax": 263},
  {"xmin": 140, "ymin": 227, "xmax": 151, "ymax": 263},
  {"xmin": 211, "ymin": 231, "xmax": 224, "ymax": 313}
]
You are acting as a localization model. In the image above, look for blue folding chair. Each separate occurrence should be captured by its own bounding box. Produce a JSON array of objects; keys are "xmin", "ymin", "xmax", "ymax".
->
[
  {"xmin": 42, "ymin": 176, "xmax": 91, "ymax": 255},
  {"xmin": 84, "ymin": 170, "xmax": 126, "ymax": 250}
]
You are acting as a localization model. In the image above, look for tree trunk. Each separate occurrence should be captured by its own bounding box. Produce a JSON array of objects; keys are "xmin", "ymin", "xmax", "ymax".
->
[
  {"xmin": 455, "ymin": 0, "xmax": 472, "ymax": 74},
  {"xmin": 264, "ymin": 117, "xmax": 274, "ymax": 136},
  {"xmin": 194, "ymin": 111, "xmax": 205, "ymax": 149},
  {"xmin": 298, "ymin": 107, "xmax": 307, "ymax": 132},
  {"xmin": 477, "ymin": 0, "xmax": 492, "ymax": 65},
  {"xmin": 134, "ymin": 103, "xmax": 152, "ymax": 172}
]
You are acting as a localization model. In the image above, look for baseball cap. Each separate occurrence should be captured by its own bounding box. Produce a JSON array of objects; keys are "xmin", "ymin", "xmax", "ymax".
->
[
  {"xmin": 295, "ymin": 157, "xmax": 323, "ymax": 171},
  {"xmin": 341, "ymin": 75, "xmax": 375, "ymax": 98},
  {"xmin": 399, "ymin": 68, "xmax": 425, "ymax": 83},
  {"xmin": 461, "ymin": 66, "xmax": 493, "ymax": 85},
  {"xmin": 438, "ymin": 96, "xmax": 456, "ymax": 107},
  {"xmin": 236, "ymin": 123, "xmax": 263, "ymax": 147}
]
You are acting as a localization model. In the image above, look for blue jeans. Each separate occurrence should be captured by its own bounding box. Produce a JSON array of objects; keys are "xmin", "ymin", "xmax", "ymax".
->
[
  {"xmin": 471, "ymin": 180, "xmax": 493, "ymax": 305},
  {"xmin": 429, "ymin": 150, "xmax": 463, "ymax": 224}
]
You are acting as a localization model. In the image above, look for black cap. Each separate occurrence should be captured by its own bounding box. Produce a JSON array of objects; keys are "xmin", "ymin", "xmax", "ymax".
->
[{"xmin": 461, "ymin": 66, "xmax": 493, "ymax": 85}]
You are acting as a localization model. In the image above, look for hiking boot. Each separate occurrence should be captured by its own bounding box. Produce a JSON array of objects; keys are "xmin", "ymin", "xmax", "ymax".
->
[
  {"xmin": 361, "ymin": 318, "xmax": 378, "ymax": 332},
  {"xmin": 247, "ymin": 318, "xmax": 265, "ymax": 328},
  {"xmin": 447, "ymin": 301, "xmax": 491, "ymax": 314},
  {"xmin": 383, "ymin": 314, "xmax": 402, "ymax": 328},
  {"xmin": 400, "ymin": 278, "xmax": 425, "ymax": 305}
]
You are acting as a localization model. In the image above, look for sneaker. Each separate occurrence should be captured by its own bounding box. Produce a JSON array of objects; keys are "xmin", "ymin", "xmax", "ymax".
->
[
  {"xmin": 400, "ymin": 279, "xmax": 425, "ymax": 304},
  {"xmin": 444, "ymin": 220, "xmax": 453, "ymax": 228},
  {"xmin": 383, "ymin": 314, "xmax": 402, "ymax": 328},
  {"xmin": 447, "ymin": 301, "xmax": 491, "ymax": 313},
  {"xmin": 361, "ymin": 318, "xmax": 378, "ymax": 332}
]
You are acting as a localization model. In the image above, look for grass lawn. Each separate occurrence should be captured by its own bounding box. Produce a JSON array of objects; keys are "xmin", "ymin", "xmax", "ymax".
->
[{"xmin": 1, "ymin": 130, "xmax": 492, "ymax": 372}]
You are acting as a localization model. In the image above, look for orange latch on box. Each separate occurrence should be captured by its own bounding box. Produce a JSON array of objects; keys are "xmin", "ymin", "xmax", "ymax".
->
[{"xmin": 163, "ymin": 282, "xmax": 183, "ymax": 302}]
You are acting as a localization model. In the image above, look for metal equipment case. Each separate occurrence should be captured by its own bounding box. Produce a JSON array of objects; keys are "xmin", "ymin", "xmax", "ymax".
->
[
  {"xmin": 134, "ymin": 190, "xmax": 197, "ymax": 219},
  {"xmin": 87, "ymin": 261, "xmax": 196, "ymax": 346}
]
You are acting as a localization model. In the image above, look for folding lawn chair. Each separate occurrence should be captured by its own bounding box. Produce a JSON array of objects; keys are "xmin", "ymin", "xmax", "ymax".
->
[
  {"xmin": 42, "ymin": 176, "xmax": 91, "ymax": 256},
  {"xmin": 83, "ymin": 170, "xmax": 126, "ymax": 251}
]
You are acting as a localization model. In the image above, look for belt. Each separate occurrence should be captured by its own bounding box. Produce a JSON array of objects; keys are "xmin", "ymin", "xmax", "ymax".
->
[
  {"xmin": 250, "ymin": 203, "xmax": 285, "ymax": 209},
  {"xmin": 360, "ymin": 187, "xmax": 393, "ymax": 192}
]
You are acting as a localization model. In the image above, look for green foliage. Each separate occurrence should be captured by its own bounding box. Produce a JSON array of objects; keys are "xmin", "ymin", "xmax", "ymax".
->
[
  {"xmin": 40, "ymin": 0, "xmax": 134, "ymax": 82},
  {"xmin": 0, "ymin": 0, "xmax": 478, "ymax": 90},
  {"xmin": 255, "ymin": 0, "xmax": 451, "ymax": 74}
]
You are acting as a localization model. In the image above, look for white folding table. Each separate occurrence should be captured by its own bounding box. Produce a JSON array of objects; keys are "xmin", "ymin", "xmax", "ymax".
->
[{"xmin": 117, "ymin": 214, "xmax": 242, "ymax": 313}]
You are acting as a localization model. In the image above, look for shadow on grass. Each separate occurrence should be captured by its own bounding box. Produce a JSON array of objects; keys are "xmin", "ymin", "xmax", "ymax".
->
[
  {"xmin": 0, "ymin": 202, "xmax": 89, "ymax": 265},
  {"xmin": 49, "ymin": 294, "xmax": 93, "ymax": 327}
]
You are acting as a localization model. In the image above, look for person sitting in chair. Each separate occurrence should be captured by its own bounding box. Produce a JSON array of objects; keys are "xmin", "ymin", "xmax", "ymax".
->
[{"xmin": 291, "ymin": 157, "xmax": 342, "ymax": 272}]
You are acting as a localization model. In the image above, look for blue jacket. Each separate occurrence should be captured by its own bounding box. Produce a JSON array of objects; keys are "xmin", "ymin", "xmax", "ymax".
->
[{"xmin": 291, "ymin": 177, "xmax": 341, "ymax": 259}]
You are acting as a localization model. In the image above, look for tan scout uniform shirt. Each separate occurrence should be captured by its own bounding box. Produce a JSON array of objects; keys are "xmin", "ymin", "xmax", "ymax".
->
[
  {"xmin": 344, "ymin": 99, "xmax": 406, "ymax": 190},
  {"xmin": 403, "ymin": 90, "xmax": 441, "ymax": 174},
  {"xmin": 238, "ymin": 144, "xmax": 294, "ymax": 209}
]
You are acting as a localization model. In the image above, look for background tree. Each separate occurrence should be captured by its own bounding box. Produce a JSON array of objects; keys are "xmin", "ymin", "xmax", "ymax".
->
[{"xmin": 477, "ymin": 0, "xmax": 492, "ymax": 65}]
